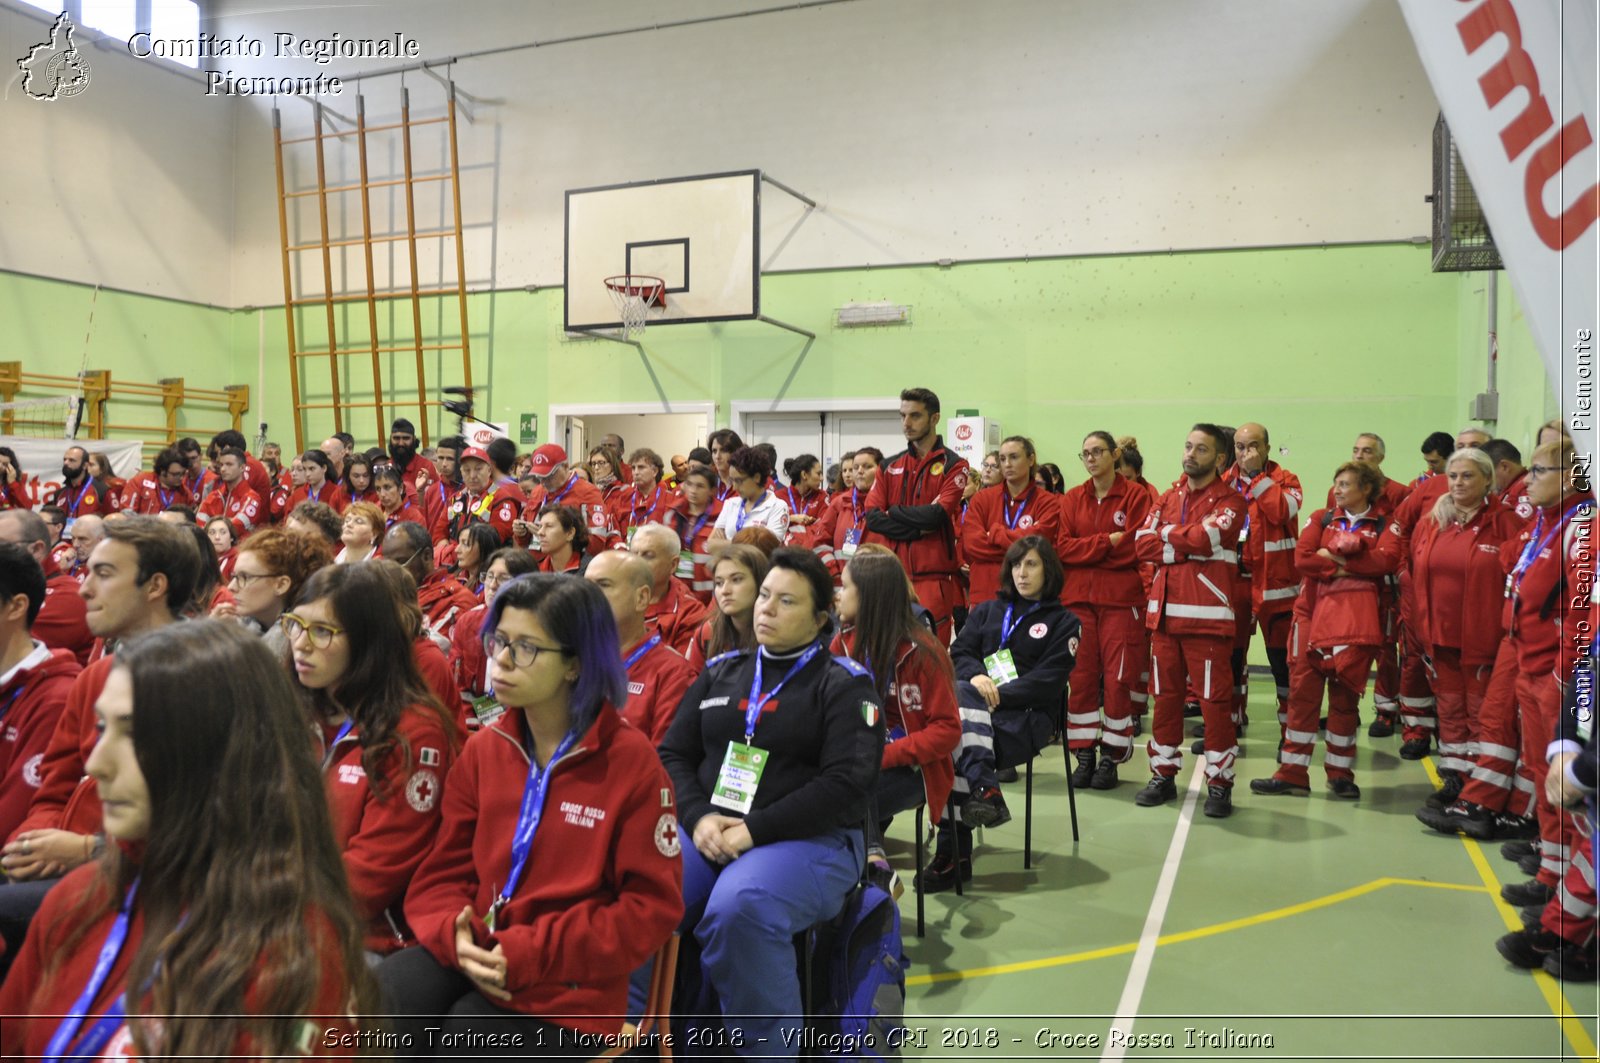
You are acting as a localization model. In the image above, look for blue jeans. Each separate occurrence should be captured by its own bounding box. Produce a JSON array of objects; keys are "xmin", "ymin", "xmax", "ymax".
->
[{"xmin": 679, "ymin": 826, "xmax": 864, "ymax": 1061}]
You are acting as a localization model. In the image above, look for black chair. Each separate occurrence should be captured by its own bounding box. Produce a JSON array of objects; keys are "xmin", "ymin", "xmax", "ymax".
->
[
  {"xmin": 910, "ymin": 793, "xmax": 961, "ymax": 936},
  {"xmin": 1000, "ymin": 690, "xmax": 1080, "ymax": 869}
]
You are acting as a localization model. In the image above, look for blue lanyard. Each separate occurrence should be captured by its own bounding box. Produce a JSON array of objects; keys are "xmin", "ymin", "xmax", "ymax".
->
[
  {"xmin": 308, "ymin": 483, "xmax": 323, "ymax": 503},
  {"xmin": 157, "ymin": 485, "xmax": 173, "ymax": 509},
  {"xmin": 492, "ymin": 729, "xmax": 580, "ymax": 923},
  {"xmin": 1000, "ymin": 603, "xmax": 1039, "ymax": 647},
  {"xmin": 550, "ymin": 474, "xmax": 577, "ymax": 507},
  {"xmin": 0, "ymin": 685, "xmax": 24, "ymax": 724},
  {"xmin": 43, "ymin": 879, "xmax": 140, "ymax": 1063},
  {"xmin": 1512, "ymin": 500, "xmax": 1591, "ymax": 589},
  {"xmin": 624, "ymin": 633, "xmax": 662, "ymax": 672},
  {"xmin": 632, "ymin": 485, "xmax": 661, "ymax": 520},
  {"xmin": 1003, "ymin": 488, "xmax": 1031, "ymax": 530},
  {"xmin": 689, "ymin": 512, "xmax": 712, "ymax": 542},
  {"xmin": 734, "ymin": 495, "xmax": 763, "ymax": 533},
  {"xmin": 66, "ymin": 479, "xmax": 92, "ymax": 517},
  {"xmin": 744, "ymin": 643, "xmax": 822, "ymax": 741},
  {"xmin": 850, "ymin": 488, "xmax": 864, "ymax": 528},
  {"xmin": 321, "ymin": 717, "xmax": 355, "ymax": 771},
  {"xmin": 786, "ymin": 487, "xmax": 807, "ymax": 515}
]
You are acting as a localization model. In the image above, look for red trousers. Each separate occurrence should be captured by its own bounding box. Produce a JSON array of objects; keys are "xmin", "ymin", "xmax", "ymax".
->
[
  {"xmin": 1274, "ymin": 644, "xmax": 1376, "ymax": 786},
  {"xmin": 1458, "ymin": 640, "xmax": 1533, "ymax": 815},
  {"xmin": 1517, "ymin": 671, "xmax": 1578, "ymax": 888},
  {"xmin": 913, "ymin": 574, "xmax": 961, "ymax": 645},
  {"xmin": 1429, "ymin": 646, "xmax": 1492, "ymax": 777},
  {"xmin": 1148, "ymin": 630, "xmax": 1236, "ymax": 788},
  {"xmin": 1541, "ymin": 833, "xmax": 1597, "ymax": 947},
  {"xmin": 1065, "ymin": 602, "xmax": 1142, "ymax": 763},
  {"xmin": 1373, "ymin": 576, "xmax": 1405, "ymax": 717}
]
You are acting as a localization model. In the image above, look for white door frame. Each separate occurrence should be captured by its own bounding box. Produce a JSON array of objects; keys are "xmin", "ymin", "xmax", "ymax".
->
[
  {"xmin": 729, "ymin": 397, "xmax": 902, "ymax": 440},
  {"xmin": 550, "ymin": 402, "xmax": 717, "ymax": 451}
]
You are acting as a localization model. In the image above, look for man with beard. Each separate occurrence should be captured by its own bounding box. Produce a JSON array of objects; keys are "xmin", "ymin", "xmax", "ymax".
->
[
  {"xmin": 387, "ymin": 418, "xmax": 439, "ymax": 493},
  {"xmin": 46, "ymin": 447, "xmax": 115, "ymax": 533}
]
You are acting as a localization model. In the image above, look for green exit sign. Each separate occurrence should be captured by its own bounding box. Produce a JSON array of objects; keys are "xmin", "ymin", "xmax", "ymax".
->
[{"xmin": 518, "ymin": 413, "xmax": 537, "ymax": 445}]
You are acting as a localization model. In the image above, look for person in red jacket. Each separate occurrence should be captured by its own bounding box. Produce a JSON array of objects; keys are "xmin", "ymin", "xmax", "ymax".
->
[
  {"xmin": 665, "ymin": 462, "xmax": 725, "ymax": 602},
  {"xmin": 0, "ymin": 620, "xmax": 373, "ymax": 1060},
  {"xmin": 381, "ymin": 574, "xmax": 682, "ymax": 1047},
  {"xmin": 48, "ymin": 445, "xmax": 118, "ymax": 528},
  {"xmin": 386, "ymin": 417, "xmax": 439, "ymax": 492},
  {"xmin": 1132, "ymin": 424, "xmax": 1250, "ymax": 818},
  {"xmin": 0, "ymin": 544, "xmax": 81, "ymax": 844},
  {"xmin": 288, "ymin": 448, "xmax": 350, "ymax": 515},
  {"xmin": 373, "ymin": 463, "xmax": 426, "ymax": 534},
  {"xmin": 514, "ymin": 443, "xmax": 609, "ymax": 555},
  {"xmin": 450, "ymin": 547, "xmax": 539, "ymax": 727},
  {"xmin": 0, "ymin": 518, "xmax": 199, "ymax": 971},
  {"xmin": 808, "ymin": 447, "xmax": 883, "ymax": 583},
  {"xmin": 587, "ymin": 550, "xmax": 697, "ymax": 744},
  {"xmin": 1485, "ymin": 438, "xmax": 1535, "ymax": 523},
  {"xmin": 195, "ymin": 446, "xmax": 263, "ymax": 541},
  {"xmin": 119, "ymin": 447, "xmax": 193, "ymax": 517},
  {"xmin": 385, "ymin": 520, "xmax": 480, "ymax": 654},
  {"xmin": 285, "ymin": 562, "xmax": 459, "ymax": 956},
  {"xmin": 962, "ymin": 435, "xmax": 1063, "ymax": 608},
  {"xmin": 603, "ymin": 447, "xmax": 679, "ymax": 550},
  {"xmin": 1253, "ymin": 462, "xmax": 1398, "ymax": 799},
  {"xmin": 631, "ymin": 522, "xmax": 711, "ymax": 656},
  {"xmin": 1057, "ymin": 431, "xmax": 1153, "ymax": 789},
  {"xmin": 444, "ymin": 444, "xmax": 523, "ymax": 553},
  {"xmin": 864, "ymin": 387, "xmax": 971, "ymax": 642},
  {"xmin": 779, "ymin": 453, "xmax": 829, "ymax": 544},
  {"xmin": 205, "ymin": 429, "xmax": 274, "ymax": 500},
  {"xmin": 833, "ymin": 550, "xmax": 961, "ymax": 886},
  {"xmin": 0, "ymin": 511, "xmax": 95, "ymax": 665},
  {"xmin": 1408, "ymin": 448, "xmax": 1523, "ymax": 803}
]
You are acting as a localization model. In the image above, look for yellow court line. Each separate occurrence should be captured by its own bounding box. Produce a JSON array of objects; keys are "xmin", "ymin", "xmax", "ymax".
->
[
  {"xmin": 906, "ymin": 876, "xmax": 1484, "ymax": 987},
  {"xmin": 1421, "ymin": 758, "xmax": 1600, "ymax": 1062}
]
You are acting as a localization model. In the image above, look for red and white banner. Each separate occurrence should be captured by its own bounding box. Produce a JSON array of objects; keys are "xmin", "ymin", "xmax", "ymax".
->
[{"xmin": 1399, "ymin": 0, "xmax": 1598, "ymax": 463}]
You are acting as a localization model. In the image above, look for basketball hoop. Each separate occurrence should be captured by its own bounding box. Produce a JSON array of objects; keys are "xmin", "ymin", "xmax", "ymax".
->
[{"xmin": 604, "ymin": 275, "xmax": 666, "ymax": 337}]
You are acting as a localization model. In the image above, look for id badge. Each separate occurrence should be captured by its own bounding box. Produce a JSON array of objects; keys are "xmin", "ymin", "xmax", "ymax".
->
[
  {"xmin": 626, "ymin": 525, "xmax": 641, "ymax": 546},
  {"xmin": 710, "ymin": 741, "xmax": 768, "ymax": 815},
  {"xmin": 983, "ymin": 648, "xmax": 1020, "ymax": 686},
  {"xmin": 471, "ymin": 694, "xmax": 506, "ymax": 728},
  {"xmin": 676, "ymin": 549, "xmax": 695, "ymax": 579},
  {"xmin": 840, "ymin": 528, "xmax": 861, "ymax": 559}
]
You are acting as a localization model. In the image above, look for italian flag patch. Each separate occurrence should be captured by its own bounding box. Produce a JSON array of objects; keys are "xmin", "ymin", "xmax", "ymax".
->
[{"xmin": 861, "ymin": 701, "xmax": 880, "ymax": 727}]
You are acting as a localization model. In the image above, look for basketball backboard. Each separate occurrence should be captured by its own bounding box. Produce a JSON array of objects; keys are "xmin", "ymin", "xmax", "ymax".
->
[{"xmin": 564, "ymin": 169, "xmax": 760, "ymax": 332}]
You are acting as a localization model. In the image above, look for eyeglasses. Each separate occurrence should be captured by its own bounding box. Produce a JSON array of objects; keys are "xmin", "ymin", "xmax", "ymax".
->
[
  {"xmin": 229, "ymin": 570, "xmax": 275, "ymax": 589},
  {"xmin": 483, "ymin": 630, "xmax": 565, "ymax": 669},
  {"xmin": 1079, "ymin": 448, "xmax": 1110, "ymax": 461},
  {"xmin": 1529, "ymin": 464, "xmax": 1563, "ymax": 477},
  {"xmin": 280, "ymin": 613, "xmax": 345, "ymax": 648}
]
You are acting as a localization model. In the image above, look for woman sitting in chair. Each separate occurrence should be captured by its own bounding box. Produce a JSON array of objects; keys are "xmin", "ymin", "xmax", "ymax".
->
[{"xmin": 927, "ymin": 534, "xmax": 1079, "ymax": 892}]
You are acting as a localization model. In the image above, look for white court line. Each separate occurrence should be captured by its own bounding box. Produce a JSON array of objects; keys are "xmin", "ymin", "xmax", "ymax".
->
[{"xmin": 1100, "ymin": 765, "xmax": 1208, "ymax": 1062}]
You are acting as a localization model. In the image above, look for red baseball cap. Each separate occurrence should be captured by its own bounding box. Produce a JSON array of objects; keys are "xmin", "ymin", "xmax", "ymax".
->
[
  {"xmin": 529, "ymin": 444, "xmax": 568, "ymax": 477},
  {"xmin": 459, "ymin": 446, "xmax": 491, "ymax": 466}
]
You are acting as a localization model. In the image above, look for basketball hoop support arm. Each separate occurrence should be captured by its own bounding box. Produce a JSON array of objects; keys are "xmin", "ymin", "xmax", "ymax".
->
[
  {"xmin": 570, "ymin": 329, "xmax": 676, "ymax": 414},
  {"xmin": 759, "ymin": 316, "xmax": 816, "ymax": 409}
]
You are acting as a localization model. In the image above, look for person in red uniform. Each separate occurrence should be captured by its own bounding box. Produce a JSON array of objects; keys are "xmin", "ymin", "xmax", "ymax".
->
[
  {"xmin": 48, "ymin": 445, "xmax": 118, "ymax": 529},
  {"xmin": 206, "ymin": 429, "xmax": 273, "ymax": 500},
  {"xmin": 779, "ymin": 453, "xmax": 829, "ymax": 545},
  {"xmin": 0, "ymin": 543, "xmax": 81, "ymax": 844},
  {"xmin": 514, "ymin": 443, "xmax": 608, "ymax": 555},
  {"xmin": 449, "ymin": 547, "xmax": 538, "ymax": 726},
  {"xmin": 1057, "ymin": 430, "xmax": 1154, "ymax": 788},
  {"xmin": 962, "ymin": 435, "xmax": 1063, "ymax": 608},
  {"xmin": 119, "ymin": 447, "xmax": 193, "ymax": 517},
  {"xmin": 373, "ymin": 463, "xmax": 426, "ymax": 534},
  {"xmin": 0, "ymin": 510, "xmax": 94, "ymax": 665},
  {"xmin": 386, "ymin": 417, "xmax": 439, "ymax": 492},
  {"xmin": 1484, "ymin": 438, "xmax": 1535, "ymax": 523},
  {"xmin": 1223, "ymin": 422, "xmax": 1303, "ymax": 739},
  {"xmin": 707, "ymin": 428, "xmax": 745, "ymax": 505},
  {"xmin": 665, "ymin": 462, "xmax": 724, "ymax": 602},
  {"xmin": 808, "ymin": 447, "xmax": 883, "ymax": 583},
  {"xmin": 1253, "ymin": 462, "xmax": 1398, "ymax": 799},
  {"xmin": 1407, "ymin": 448, "xmax": 1523, "ymax": 803},
  {"xmin": 604, "ymin": 447, "xmax": 678, "ymax": 550},
  {"xmin": 285, "ymin": 562, "xmax": 458, "ymax": 956},
  {"xmin": 0, "ymin": 518, "xmax": 199, "ymax": 970},
  {"xmin": 288, "ymin": 449, "xmax": 350, "ymax": 515},
  {"xmin": 630, "ymin": 522, "xmax": 711, "ymax": 656},
  {"xmin": 1132, "ymin": 424, "xmax": 1250, "ymax": 818},
  {"xmin": 533, "ymin": 506, "xmax": 591, "ymax": 575},
  {"xmin": 1116, "ymin": 438, "xmax": 1162, "ymax": 733},
  {"xmin": 385, "ymin": 520, "xmax": 480, "ymax": 654},
  {"xmin": 194, "ymin": 446, "xmax": 263, "ymax": 541},
  {"xmin": 863, "ymin": 387, "xmax": 970, "ymax": 642},
  {"xmin": 0, "ymin": 621, "xmax": 372, "ymax": 1060},
  {"xmin": 380, "ymin": 574, "xmax": 682, "ymax": 1048},
  {"xmin": 444, "ymin": 444, "xmax": 523, "ymax": 554},
  {"xmin": 587, "ymin": 550, "xmax": 697, "ymax": 743}
]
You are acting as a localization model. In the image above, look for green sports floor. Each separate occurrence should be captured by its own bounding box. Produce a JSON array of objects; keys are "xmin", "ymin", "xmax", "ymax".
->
[{"xmin": 883, "ymin": 675, "xmax": 1600, "ymax": 1062}]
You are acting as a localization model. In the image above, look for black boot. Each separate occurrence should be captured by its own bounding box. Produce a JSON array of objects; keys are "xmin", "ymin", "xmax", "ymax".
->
[
  {"xmin": 1070, "ymin": 747, "xmax": 1096, "ymax": 788},
  {"xmin": 916, "ymin": 825, "xmax": 973, "ymax": 894}
]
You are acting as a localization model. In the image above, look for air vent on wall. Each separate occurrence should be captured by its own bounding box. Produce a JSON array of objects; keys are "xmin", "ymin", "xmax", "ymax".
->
[{"xmin": 1428, "ymin": 112, "xmax": 1504, "ymax": 273}]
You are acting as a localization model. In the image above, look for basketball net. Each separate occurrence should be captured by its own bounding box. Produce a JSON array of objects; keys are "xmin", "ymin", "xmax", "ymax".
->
[{"xmin": 604, "ymin": 275, "xmax": 665, "ymax": 337}]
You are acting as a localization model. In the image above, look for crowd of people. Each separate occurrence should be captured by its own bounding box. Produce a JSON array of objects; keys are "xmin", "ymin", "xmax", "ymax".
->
[{"xmin": 0, "ymin": 386, "xmax": 1594, "ymax": 1058}]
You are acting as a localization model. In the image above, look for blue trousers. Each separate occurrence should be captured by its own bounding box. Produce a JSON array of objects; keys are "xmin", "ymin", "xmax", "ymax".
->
[{"xmin": 679, "ymin": 825, "xmax": 863, "ymax": 1061}]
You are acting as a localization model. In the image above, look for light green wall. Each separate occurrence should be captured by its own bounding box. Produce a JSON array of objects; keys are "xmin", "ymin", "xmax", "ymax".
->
[{"xmin": 3, "ymin": 244, "xmax": 1558, "ymax": 490}]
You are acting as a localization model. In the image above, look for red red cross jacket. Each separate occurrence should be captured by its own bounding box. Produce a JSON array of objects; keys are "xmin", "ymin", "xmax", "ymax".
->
[
  {"xmin": 447, "ymin": 481, "xmax": 525, "ymax": 546},
  {"xmin": 449, "ymin": 601, "xmax": 491, "ymax": 709},
  {"xmin": 0, "ymin": 644, "xmax": 81, "ymax": 844},
  {"xmin": 48, "ymin": 477, "xmax": 117, "ymax": 520},
  {"xmin": 863, "ymin": 439, "xmax": 970, "ymax": 580},
  {"xmin": 1412, "ymin": 495, "xmax": 1524, "ymax": 666},
  {"xmin": 665, "ymin": 499, "xmax": 724, "ymax": 602},
  {"xmin": 1292, "ymin": 506, "xmax": 1400, "ymax": 652},
  {"xmin": 515, "ymin": 474, "xmax": 610, "ymax": 553},
  {"xmin": 603, "ymin": 483, "xmax": 680, "ymax": 551},
  {"xmin": 9, "ymin": 655, "xmax": 112, "ymax": 845},
  {"xmin": 319, "ymin": 704, "xmax": 456, "ymax": 954},
  {"xmin": 1225, "ymin": 461, "xmax": 1303, "ymax": 619},
  {"xmin": 1133, "ymin": 476, "xmax": 1249, "ymax": 639},
  {"xmin": 1499, "ymin": 468, "xmax": 1535, "ymax": 524},
  {"xmin": 614, "ymin": 634, "xmax": 697, "ymax": 745},
  {"xmin": 196, "ymin": 481, "xmax": 263, "ymax": 539},
  {"xmin": 831, "ymin": 630, "xmax": 960, "ymax": 824},
  {"xmin": 382, "ymin": 498, "xmax": 428, "ymax": 536},
  {"xmin": 403, "ymin": 706, "xmax": 683, "ymax": 1033},
  {"xmin": 961, "ymin": 483, "xmax": 1063, "ymax": 606},
  {"xmin": 1056, "ymin": 475, "xmax": 1152, "ymax": 608},
  {"xmin": 120, "ymin": 471, "xmax": 194, "ymax": 516},
  {"xmin": 1501, "ymin": 492, "xmax": 1596, "ymax": 677},
  {"xmin": 418, "ymin": 569, "xmax": 482, "ymax": 652},
  {"xmin": 807, "ymin": 488, "xmax": 871, "ymax": 582},
  {"xmin": 645, "ymin": 578, "xmax": 711, "ymax": 657},
  {"xmin": 38, "ymin": 556, "xmax": 93, "ymax": 666},
  {"xmin": 287, "ymin": 480, "xmax": 350, "ymax": 515},
  {"xmin": 780, "ymin": 485, "xmax": 829, "ymax": 544}
]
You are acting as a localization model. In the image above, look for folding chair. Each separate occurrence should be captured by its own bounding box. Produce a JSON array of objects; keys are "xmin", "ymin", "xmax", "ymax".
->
[
  {"xmin": 1020, "ymin": 691, "xmax": 1079, "ymax": 869},
  {"xmin": 592, "ymin": 933, "xmax": 680, "ymax": 1061}
]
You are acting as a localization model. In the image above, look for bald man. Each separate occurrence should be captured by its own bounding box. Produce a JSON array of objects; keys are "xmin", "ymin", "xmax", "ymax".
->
[
  {"xmin": 629, "ymin": 523, "xmax": 710, "ymax": 656},
  {"xmin": 586, "ymin": 551, "xmax": 697, "ymax": 744}
]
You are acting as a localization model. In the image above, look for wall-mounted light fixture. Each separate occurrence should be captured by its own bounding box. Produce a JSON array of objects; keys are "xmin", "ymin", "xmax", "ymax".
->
[{"xmin": 835, "ymin": 301, "xmax": 911, "ymax": 327}]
